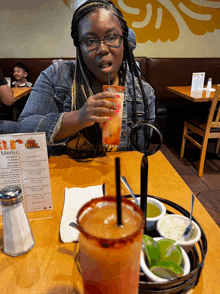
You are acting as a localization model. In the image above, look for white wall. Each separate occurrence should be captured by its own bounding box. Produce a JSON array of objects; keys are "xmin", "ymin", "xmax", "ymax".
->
[
  {"xmin": 0, "ymin": 0, "xmax": 75, "ymax": 58},
  {"xmin": 1, "ymin": 0, "xmax": 220, "ymax": 58}
]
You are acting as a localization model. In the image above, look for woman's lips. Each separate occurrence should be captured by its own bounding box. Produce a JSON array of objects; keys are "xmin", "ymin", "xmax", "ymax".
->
[
  {"xmin": 98, "ymin": 60, "xmax": 112, "ymax": 69},
  {"xmin": 100, "ymin": 64, "xmax": 110, "ymax": 69}
]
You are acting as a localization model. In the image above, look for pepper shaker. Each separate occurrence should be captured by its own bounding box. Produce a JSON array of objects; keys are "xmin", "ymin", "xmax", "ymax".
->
[{"xmin": 0, "ymin": 185, "xmax": 35, "ymax": 257}]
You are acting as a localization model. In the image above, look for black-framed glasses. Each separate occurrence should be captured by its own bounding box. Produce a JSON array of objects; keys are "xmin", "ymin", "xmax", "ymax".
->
[{"xmin": 79, "ymin": 34, "xmax": 123, "ymax": 50}]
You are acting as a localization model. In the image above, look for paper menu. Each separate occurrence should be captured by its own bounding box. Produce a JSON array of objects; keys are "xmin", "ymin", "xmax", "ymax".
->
[
  {"xmin": 191, "ymin": 72, "xmax": 205, "ymax": 91},
  {"xmin": 0, "ymin": 132, "xmax": 53, "ymax": 214}
]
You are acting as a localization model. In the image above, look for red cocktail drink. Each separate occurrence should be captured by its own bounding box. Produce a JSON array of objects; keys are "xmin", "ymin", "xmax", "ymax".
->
[
  {"xmin": 77, "ymin": 196, "xmax": 144, "ymax": 294},
  {"xmin": 102, "ymin": 85, "xmax": 125, "ymax": 148}
]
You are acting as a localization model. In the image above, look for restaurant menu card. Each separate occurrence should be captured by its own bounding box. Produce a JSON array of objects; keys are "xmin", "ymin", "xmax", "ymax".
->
[
  {"xmin": 191, "ymin": 72, "xmax": 205, "ymax": 91},
  {"xmin": 0, "ymin": 132, "xmax": 53, "ymax": 214}
]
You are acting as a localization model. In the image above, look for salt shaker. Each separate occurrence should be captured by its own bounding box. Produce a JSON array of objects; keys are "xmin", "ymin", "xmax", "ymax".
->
[
  {"xmin": 0, "ymin": 185, "xmax": 35, "ymax": 257},
  {"xmin": 207, "ymin": 78, "xmax": 212, "ymax": 90}
]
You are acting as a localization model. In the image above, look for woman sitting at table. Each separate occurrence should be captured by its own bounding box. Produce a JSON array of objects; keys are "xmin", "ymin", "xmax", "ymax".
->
[{"xmin": 18, "ymin": 0, "xmax": 155, "ymax": 158}]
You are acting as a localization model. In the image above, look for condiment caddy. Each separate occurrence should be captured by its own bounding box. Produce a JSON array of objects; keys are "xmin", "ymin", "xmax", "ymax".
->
[{"xmin": 138, "ymin": 196, "xmax": 207, "ymax": 294}]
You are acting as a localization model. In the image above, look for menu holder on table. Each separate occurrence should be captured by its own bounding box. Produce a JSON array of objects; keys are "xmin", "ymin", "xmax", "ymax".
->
[
  {"xmin": 191, "ymin": 72, "xmax": 206, "ymax": 98},
  {"xmin": 0, "ymin": 132, "xmax": 53, "ymax": 217},
  {"xmin": 191, "ymin": 72, "xmax": 205, "ymax": 91}
]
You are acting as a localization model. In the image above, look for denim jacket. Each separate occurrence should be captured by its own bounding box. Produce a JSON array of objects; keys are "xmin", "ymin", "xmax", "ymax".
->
[{"xmin": 18, "ymin": 59, "xmax": 155, "ymax": 151}]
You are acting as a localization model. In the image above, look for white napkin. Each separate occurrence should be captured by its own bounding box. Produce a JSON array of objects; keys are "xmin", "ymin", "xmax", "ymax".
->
[{"xmin": 60, "ymin": 185, "xmax": 104, "ymax": 243}]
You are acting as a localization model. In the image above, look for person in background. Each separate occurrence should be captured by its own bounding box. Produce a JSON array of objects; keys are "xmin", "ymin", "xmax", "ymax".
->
[
  {"xmin": 18, "ymin": 0, "xmax": 155, "ymax": 158},
  {"xmin": 0, "ymin": 68, "xmax": 14, "ymax": 107},
  {"xmin": 0, "ymin": 68, "xmax": 18, "ymax": 134},
  {"xmin": 12, "ymin": 62, "xmax": 33, "ymax": 88},
  {"xmin": 12, "ymin": 62, "xmax": 33, "ymax": 120}
]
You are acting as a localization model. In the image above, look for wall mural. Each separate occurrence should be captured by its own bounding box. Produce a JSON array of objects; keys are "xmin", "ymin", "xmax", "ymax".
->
[{"xmin": 62, "ymin": 0, "xmax": 220, "ymax": 43}]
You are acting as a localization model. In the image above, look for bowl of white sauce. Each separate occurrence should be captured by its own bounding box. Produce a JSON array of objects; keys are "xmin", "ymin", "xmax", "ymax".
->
[{"xmin": 157, "ymin": 214, "xmax": 201, "ymax": 253}]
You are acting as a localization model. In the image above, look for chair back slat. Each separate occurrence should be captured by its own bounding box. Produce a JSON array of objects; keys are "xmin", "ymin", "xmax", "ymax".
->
[
  {"xmin": 210, "ymin": 122, "xmax": 220, "ymax": 128},
  {"xmin": 214, "ymin": 102, "xmax": 220, "ymax": 124},
  {"xmin": 206, "ymin": 85, "xmax": 220, "ymax": 130}
]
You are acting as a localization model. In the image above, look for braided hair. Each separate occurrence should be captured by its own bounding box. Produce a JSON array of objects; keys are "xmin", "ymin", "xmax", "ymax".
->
[{"xmin": 69, "ymin": 0, "xmax": 150, "ymax": 158}]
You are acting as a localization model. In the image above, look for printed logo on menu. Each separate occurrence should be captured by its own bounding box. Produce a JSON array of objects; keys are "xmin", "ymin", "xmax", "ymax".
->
[
  {"xmin": 25, "ymin": 139, "xmax": 40, "ymax": 149},
  {"xmin": 0, "ymin": 139, "xmax": 40, "ymax": 151}
]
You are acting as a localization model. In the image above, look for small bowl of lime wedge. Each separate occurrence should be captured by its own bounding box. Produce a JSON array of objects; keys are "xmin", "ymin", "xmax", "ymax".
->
[{"xmin": 140, "ymin": 235, "xmax": 191, "ymax": 282}]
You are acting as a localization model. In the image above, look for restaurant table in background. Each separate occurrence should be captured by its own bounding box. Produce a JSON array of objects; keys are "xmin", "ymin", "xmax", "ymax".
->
[
  {"xmin": 12, "ymin": 87, "xmax": 32, "ymax": 103},
  {"xmin": 0, "ymin": 151, "xmax": 220, "ymax": 293},
  {"xmin": 167, "ymin": 85, "xmax": 217, "ymax": 102}
]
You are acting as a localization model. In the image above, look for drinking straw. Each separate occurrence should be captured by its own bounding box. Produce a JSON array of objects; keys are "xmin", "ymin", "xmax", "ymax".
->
[
  {"xmin": 115, "ymin": 157, "xmax": 122, "ymax": 226},
  {"xmin": 108, "ymin": 72, "xmax": 110, "ymax": 85},
  {"xmin": 141, "ymin": 154, "xmax": 148, "ymax": 234}
]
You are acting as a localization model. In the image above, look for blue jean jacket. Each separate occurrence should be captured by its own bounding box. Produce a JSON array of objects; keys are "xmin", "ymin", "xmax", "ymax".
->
[{"xmin": 18, "ymin": 59, "xmax": 155, "ymax": 151}]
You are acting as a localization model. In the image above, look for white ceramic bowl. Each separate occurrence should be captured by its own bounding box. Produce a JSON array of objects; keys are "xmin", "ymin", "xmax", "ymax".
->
[
  {"xmin": 140, "ymin": 237, "xmax": 191, "ymax": 283},
  {"xmin": 145, "ymin": 197, "xmax": 166, "ymax": 231},
  {"xmin": 157, "ymin": 214, "xmax": 202, "ymax": 253}
]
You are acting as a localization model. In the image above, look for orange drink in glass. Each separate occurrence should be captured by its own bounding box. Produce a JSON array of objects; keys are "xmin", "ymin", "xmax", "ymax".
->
[
  {"xmin": 102, "ymin": 85, "xmax": 125, "ymax": 148},
  {"xmin": 77, "ymin": 196, "xmax": 144, "ymax": 294}
]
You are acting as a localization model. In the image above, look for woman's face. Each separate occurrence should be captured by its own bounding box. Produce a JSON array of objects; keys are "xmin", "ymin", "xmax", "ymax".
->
[{"xmin": 78, "ymin": 8, "xmax": 124, "ymax": 86}]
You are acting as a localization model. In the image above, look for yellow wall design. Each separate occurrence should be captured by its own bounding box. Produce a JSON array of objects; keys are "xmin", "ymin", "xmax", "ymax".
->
[
  {"xmin": 1, "ymin": 0, "xmax": 220, "ymax": 58},
  {"xmin": 111, "ymin": 0, "xmax": 220, "ymax": 43}
]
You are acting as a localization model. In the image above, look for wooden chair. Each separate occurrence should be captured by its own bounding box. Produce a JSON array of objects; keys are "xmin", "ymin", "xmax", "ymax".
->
[{"xmin": 180, "ymin": 85, "xmax": 220, "ymax": 177}]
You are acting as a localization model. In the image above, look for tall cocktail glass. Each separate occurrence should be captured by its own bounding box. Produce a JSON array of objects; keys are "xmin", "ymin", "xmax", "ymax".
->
[
  {"xmin": 77, "ymin": 196, "xmax": 144, "ymax": 294},
  {"xmin": 102, "ymin": 85, "xmax": 125, "ymax": 148}
]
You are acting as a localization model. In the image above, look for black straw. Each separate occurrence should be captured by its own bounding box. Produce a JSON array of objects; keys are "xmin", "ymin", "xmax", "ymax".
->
[
  {"xmin": 141, "ymin": 154, "xmax": 148, "ymax": 235},
  {"xmin": 108, "ymin": 72, "xmax": 110, "ymax": 85},
  {"xmin": 115, "ymin": 157, "xmax": 122, "ymax": 226}
]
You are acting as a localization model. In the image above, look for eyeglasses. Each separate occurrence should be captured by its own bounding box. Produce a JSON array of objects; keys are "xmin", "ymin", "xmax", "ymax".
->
[{"xmin": 79, "ymin": 34, "xmax": 123, "ymax": 50}]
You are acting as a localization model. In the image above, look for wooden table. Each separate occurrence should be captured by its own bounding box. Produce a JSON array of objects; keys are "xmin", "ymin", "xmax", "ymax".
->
[
  {"xmin": 12, "ymin": 87, "xmax": 32, "ymax": 102},
  {"xmin": 167, "ymin": 85, "xmax": 217, "ymax": 102},
  {"xmin": 0, "ymin": 151, "xmax": 220, "ymax": 293}
]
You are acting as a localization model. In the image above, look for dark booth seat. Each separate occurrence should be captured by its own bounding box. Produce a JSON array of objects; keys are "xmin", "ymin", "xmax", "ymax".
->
[{"xmin": 1, "ymin": 57, "xmax": 220, "ymax": 146}]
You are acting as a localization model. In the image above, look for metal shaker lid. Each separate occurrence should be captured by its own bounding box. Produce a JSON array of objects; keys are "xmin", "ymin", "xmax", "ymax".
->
[{"xmin": 0, "ymin": 185, "xmax": 23, "ymax": 206}]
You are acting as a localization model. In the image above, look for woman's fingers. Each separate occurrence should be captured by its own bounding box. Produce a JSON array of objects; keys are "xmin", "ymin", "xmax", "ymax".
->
[
  {"xmin": 77, "ymin": 92, "xmax": 119, "ymax": 126},
  {"xmin": 90, "ymin": 92, "xmax": 117, "ymax": 108}
]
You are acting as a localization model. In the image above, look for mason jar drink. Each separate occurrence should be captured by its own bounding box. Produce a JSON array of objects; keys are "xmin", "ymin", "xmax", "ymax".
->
[{"xmin": 77, "ymin": 196, "xmax": 144, "ymax": 294}]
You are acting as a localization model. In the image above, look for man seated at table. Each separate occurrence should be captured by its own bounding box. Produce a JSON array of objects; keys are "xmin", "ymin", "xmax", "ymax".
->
[
  {"xmin": 0, "ymin": 68, "xmax": 13, "ymax": 107},
  {"xmin": 0, "ymin": 68, "xmax": 18, "ymax": 134}
]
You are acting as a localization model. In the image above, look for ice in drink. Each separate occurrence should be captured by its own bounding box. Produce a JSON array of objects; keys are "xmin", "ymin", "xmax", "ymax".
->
[
  {"xmin": 102, "ymin": 85, "xmax": 124, "ymax": 148},
  {"xmin": 77, "ymin": 196, "xmax": 144, "ymax": 294}
]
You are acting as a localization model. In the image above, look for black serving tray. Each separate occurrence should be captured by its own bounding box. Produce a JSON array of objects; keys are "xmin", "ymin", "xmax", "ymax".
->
[{"xmin": 123, "ymin": 194, "xmax": 208, "ymax": 294}]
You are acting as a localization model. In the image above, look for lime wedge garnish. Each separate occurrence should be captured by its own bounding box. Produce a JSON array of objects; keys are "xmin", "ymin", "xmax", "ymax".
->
[
  {"xmin": 150, "ymin": 260, "xmax": 184, "ymax": 279},
  {"xmin": 143, "ymin": 235, "xmax": 161, "ymax": 267},
  {"xmin": 156, "ymin": 238, "xmax": 182, "ymax": 266}
]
